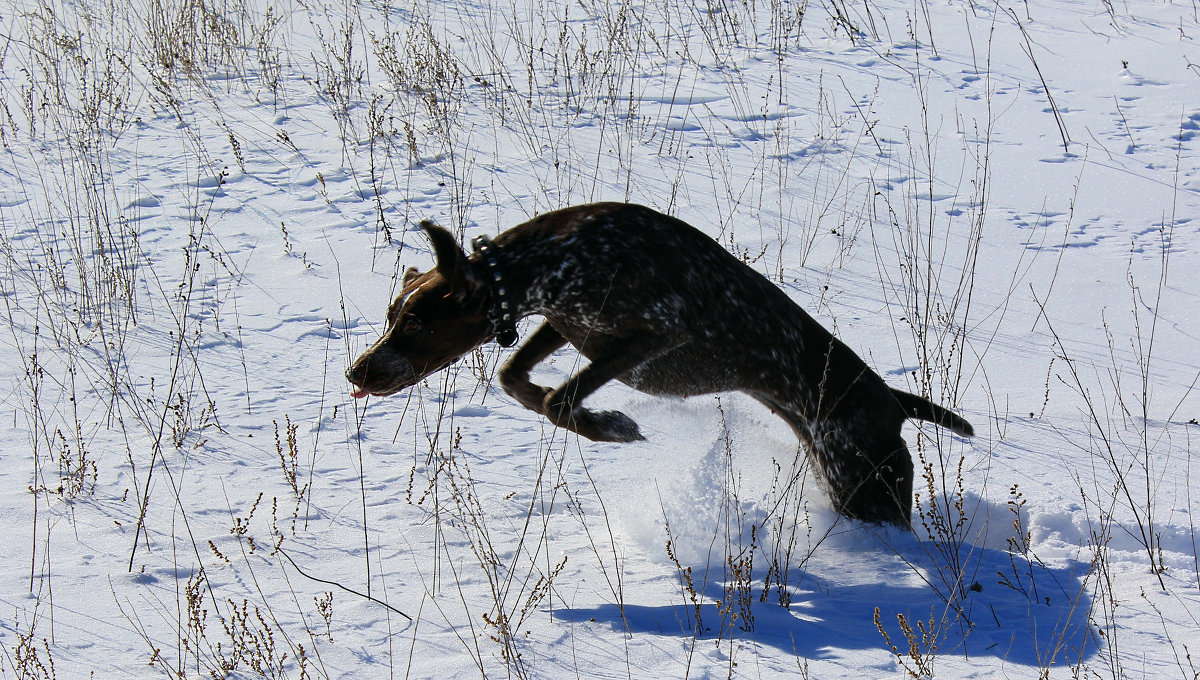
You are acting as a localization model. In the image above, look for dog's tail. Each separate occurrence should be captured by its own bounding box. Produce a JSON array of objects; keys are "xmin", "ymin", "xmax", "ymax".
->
[{"xmin": 890, "ymin": 389, "xmax": 974, "ymax": 437}]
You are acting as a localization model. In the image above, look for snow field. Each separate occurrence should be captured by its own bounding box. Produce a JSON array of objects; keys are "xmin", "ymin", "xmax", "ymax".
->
[{"xmin": 1, "ymin": 0, "xmax": 1199, "ymax": 677}]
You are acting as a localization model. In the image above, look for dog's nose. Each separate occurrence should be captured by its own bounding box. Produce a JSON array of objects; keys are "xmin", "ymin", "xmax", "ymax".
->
[{"xmin": 345, "ymin": 364, "xmax": 362, "ymax": 385}]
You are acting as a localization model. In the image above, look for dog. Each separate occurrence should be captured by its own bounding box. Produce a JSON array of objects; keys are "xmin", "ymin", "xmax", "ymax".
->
[{"xmin": 346, "ymin": 202, "xmax": 973, "ymax": 526}]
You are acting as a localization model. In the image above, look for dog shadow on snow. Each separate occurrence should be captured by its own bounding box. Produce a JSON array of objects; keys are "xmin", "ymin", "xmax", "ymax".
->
[{"xmin": 563, "ymin": 513, "xmax": 1096, "ymax": 668}]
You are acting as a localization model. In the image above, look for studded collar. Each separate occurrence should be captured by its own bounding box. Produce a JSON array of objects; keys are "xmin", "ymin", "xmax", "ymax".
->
[{"xmin": 470, "ymin": 235, "xmax": 520, "ymax": 348}]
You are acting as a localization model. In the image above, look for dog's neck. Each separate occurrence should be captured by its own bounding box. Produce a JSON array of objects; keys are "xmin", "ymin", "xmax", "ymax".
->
[{"xmin": 470, "ymin": 235, "xmax": 520, "ymax": 347}]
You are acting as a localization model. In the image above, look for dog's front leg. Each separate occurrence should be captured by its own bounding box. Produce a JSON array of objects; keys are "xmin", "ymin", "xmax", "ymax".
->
[
  {"xmin": 542, "ymin": 332, "xmax": 677, "ymax": 443},
  {"xmin": 499, "ymin": 321, "xmax": 568, "ymax": 412}
]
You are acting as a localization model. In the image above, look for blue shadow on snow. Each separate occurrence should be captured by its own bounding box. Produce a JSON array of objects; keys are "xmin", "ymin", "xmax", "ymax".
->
[{"xmin": 563, "ymin": 537, "xmax": 1095, "ymax": 668}]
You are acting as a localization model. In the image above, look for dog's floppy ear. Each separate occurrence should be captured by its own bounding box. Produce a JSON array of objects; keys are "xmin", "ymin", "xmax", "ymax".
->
[
  {"xmin": 402, "ymin": 266, "xmax": 422, "ymax": 288},
  {"xmin": 419, "ymin": 220, "xmax": 485, "ymax": 301}
]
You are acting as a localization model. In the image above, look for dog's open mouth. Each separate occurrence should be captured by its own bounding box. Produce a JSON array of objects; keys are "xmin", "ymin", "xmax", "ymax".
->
[
  {"xmin": 349, "ymin": 384, "xmax": 404, "ymax": 399},
  {"xmin": 347, "ymin": 358, "xmax": 457, "ymax": 399},
  {"xmin": 346, "ymin": 361, "xmax": 419, "ymax": 399}
]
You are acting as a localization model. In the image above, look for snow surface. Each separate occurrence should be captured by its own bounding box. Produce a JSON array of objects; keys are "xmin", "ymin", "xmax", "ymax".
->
[{"xmin": 2, "ymin": 0, "xmax": 1199, "ymax": 676}]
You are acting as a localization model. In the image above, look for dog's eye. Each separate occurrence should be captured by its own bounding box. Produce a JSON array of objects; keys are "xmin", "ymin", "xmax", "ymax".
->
[{"xmin": 401, "ymin": 317, "xmax": 423, "ymax": 334}]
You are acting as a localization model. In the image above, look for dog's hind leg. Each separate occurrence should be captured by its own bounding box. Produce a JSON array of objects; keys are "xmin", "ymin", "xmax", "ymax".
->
[
  {"xmin": 499, "ymin": 321, "xmax": 568, "ymax": 413},
  {"xmin": 758, "ymin": 397, "xmax": 914, "ymax": 526},
  {"xmin": 828, "ymin": 436, "xmax": 914, "ymax": 527}
]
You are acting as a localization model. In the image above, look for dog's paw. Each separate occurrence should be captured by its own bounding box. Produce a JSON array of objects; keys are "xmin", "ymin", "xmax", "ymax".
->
[
  {"xmin": 543, "ymin": 398, "xmax": 645, "ymax": 442},
  {"xmin": 590, "ymin": 409, "xmax": 645, "ymax": 443}
]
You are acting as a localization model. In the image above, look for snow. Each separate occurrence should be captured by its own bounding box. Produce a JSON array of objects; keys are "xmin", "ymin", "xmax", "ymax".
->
[{"xmin": 1, "ymin": 0, "xmax": 1198, "ymax": 676}]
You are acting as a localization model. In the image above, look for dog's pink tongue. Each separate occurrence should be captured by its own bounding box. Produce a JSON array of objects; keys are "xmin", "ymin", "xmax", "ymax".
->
[{"xmin": 350, "ymin": 387, "xmax": 370, "ymax": 399}]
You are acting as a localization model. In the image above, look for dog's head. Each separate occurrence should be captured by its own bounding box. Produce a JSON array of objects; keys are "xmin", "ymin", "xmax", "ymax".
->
[{"xmin": 346, "ymin": 221, "xmax": 493, "ymax": 398}]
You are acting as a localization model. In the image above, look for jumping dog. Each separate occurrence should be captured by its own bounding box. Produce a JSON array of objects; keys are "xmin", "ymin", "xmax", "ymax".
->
[{"xmin": 347, "ymin": 202, "xmax": 973, "ymax": 525}]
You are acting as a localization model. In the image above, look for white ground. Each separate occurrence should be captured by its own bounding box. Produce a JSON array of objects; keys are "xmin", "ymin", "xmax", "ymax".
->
[{"xmin": 2, "ymin": 0, "xmax": 1199, "ymax": 677}]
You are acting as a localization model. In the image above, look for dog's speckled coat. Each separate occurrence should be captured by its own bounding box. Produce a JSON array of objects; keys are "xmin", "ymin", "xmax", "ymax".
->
[{"xmin": 347, "ymin": 202, "xmax": 973, "ymax": 525}]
